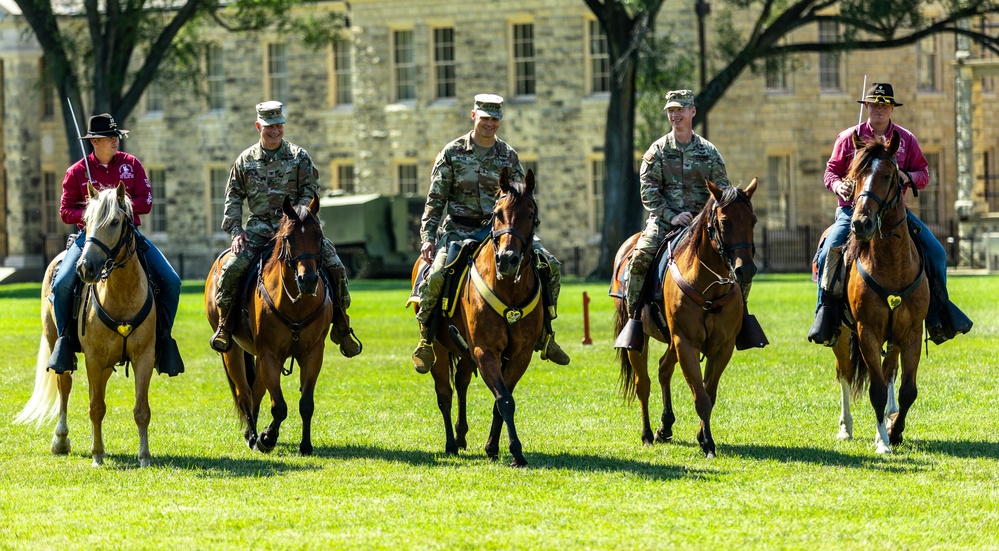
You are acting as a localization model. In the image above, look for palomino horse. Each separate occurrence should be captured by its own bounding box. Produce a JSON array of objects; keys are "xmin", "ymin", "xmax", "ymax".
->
[
  {"xmin": 205, "ymin": 195, "xmax": 333, "ymax": 455},
  {"xmin": 411, "ymin": 168, "xmax": 542, "ymax": 467},
  {"xmin": 613, "ymin": 179, "xmax": 758, "ymax": 457},
  {"xmin": 831, "ymin": 132, "xmax": 929, "ymax": 454},
  {"xmin": 16, "ymin": 182, "xmax": 158, "ymax": 467}
]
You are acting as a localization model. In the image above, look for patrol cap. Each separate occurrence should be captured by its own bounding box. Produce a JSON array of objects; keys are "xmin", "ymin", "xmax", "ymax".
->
[
  {"xmin": 473, "ymin": 94, "xmax": 504, "ymax": 119},
  {"xmin": 663, "ymin": 89, "xmax": 695, "ymax": 110},
  {"xmin": 857, "ymin": 82, "xmax": 903, "ymax": 107},
  {"xmin": 256, "ymin": 101, "xmax": 286, "ymax": 126}
]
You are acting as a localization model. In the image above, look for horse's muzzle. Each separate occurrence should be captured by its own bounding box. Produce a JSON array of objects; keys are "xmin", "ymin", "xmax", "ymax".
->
[
  {"xmin": 852, "ymin": 215, "xmax": 876, "ymax": 242},
  {"xmin": 733, "ymin": 257, "xmax": 757, "ymax": 291},
  {"xmin": 76, "ymin": 253, "xmax": 102, "ymax": 283},
  {"xmin": 495, "ymin": 249, "xmax": 521, "ymax": 278},
  {"xmin": 296, "ymin": 271, "xmax": 320, "ymax": 297}
]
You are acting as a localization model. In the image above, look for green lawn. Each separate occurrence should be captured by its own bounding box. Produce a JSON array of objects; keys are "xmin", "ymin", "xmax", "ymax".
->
[{"xmin": 1, "ymin": 274, "xmax": 997, "ymax": 549}]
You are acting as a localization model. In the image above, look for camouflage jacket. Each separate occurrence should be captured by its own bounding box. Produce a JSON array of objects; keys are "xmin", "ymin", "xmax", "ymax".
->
[
  {"xmin": 222, "ymin": 140, "xmax": 321, "ymax": 239},
  {"xmin": 420, "ymin": 131, "xmax": 524, "ymax": 244},
  {"xmin": 640, "ymin": 132, "xmax": 730, "ymax": 226}
]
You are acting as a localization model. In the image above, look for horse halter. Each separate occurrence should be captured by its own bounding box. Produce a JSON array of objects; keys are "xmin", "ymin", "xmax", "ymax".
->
[
  {"xmin": 855, "ymin": 156, "xmax": 904, "ymax": 238},
  {"xmin": 490, "ymin": 193, "xmax": 539, "ymax": 278},
  {"xmin": 85, "ymin": 205, "xmax": 136, "ymax": 279}
]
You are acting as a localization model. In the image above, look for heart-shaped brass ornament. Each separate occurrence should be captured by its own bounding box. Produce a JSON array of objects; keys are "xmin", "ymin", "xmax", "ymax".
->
[
  {"xmin": 887, "ymin": 295, "xmax": 902, "ymax": 310},
  {"xmin": 117, "ymin": 324, "xmax": 133, "ymax": 337}
]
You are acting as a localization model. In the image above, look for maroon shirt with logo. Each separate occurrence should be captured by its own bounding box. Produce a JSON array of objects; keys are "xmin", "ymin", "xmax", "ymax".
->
[{"xmin": 60, "ymin": 151, "xmax": 151, "ymax": 229}]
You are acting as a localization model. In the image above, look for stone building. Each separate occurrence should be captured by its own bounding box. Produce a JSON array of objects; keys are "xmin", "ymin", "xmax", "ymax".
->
[{"xmin": 1, "ymin": 0, "xmax": 997, "ymax": 280}]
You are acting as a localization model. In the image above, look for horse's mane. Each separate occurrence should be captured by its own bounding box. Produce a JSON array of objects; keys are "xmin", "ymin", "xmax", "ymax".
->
[
  {"xmin": 673, "ymin": 185, "xmax": 744, "ymax": 257},
  {"xmin": 847, "ymin": 135, "xmax": 892, "ymax": 182},
  {"xmin": 83, "ymin": 187, "xmax": 134, "ymax": 230},
  {"xmin": 494, "ymin": 179, "xmax": 527, "ymax": 211}
]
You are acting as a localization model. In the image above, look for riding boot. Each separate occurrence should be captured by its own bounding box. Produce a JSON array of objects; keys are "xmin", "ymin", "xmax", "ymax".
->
[
  {"xmin": 808, "ymin": 245, "xmax": 845, "ymax": 347},
  {"xmin": 329, "ymin": 307, "xmax": 362, "ymax": 358},
  {"xmin": 538, "ymin": 332, "xmax": 571, "ymax": 365},
  {"xmin": 47, "ymin": 326, "xmax": 79, "ymax": 374},
  {"xmin": 210, "ymin": 309, "xmax": 234, "ymax": 353},
  {"xmin": 412, "ymin": 321, "xmax": 436, "ymax": 374},
  {"xmin": 926, "ymin": 281, "xmax": 973, "ymax": 345},
  {"xmin": 155, "ymin": 332, "xmax": 186, "ymax": 377}
]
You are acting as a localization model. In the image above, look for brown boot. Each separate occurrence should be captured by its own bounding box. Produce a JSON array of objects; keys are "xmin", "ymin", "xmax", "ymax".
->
[
  {"xmin": 330, "ymin": 309, "xmax": 362, "ymax": 358},
  {"xmin": 210, "ymin": 310, "xmax": 234, "ymax": 352},
  {"xmin": 412, "ymin": 339, "xmax": 435, "ymax": 374},
  {"xmin": 540, "ymin": 333, "xmax": 571, "ymax": 365}
]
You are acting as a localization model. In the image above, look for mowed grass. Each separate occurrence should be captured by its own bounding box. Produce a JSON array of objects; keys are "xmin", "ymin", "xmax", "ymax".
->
[{"xmin": 1, "ymin": 273, "xmax": 997, "ymax": 550}]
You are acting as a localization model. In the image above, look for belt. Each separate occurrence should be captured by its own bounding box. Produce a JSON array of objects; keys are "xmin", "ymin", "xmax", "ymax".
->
[{"xmin": 451, "ymin": 215, "xmax": 488, "ymax": 227}]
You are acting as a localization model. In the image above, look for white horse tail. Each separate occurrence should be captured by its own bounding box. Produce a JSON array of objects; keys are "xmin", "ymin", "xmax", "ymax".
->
[{"xmin": 13, "ymin": 334, "xmax": 60, "ymax": 427}]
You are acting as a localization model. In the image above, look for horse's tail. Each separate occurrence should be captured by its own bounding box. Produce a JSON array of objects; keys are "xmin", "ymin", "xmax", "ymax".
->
[
  {"xmin": 613, "ymin": 297, "xmax": 637, "ymax": 401},
  {"xmin": 848, "ymin": 332, "xmax": 868, "ymax": 399},
  {"xmin": 13, "ymin": 334, "xmax": 60, "ymax": 427}
]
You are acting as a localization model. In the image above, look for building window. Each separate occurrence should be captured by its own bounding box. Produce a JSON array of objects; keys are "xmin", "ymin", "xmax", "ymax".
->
[
  {"xmin": 590, "ymin": 159, "xmax": 605, "ymax": 232},
  {"xmin": 765, "ymin": 53, "xmax": 788, "ymax": 92},
  {"xmin": 148, "ymin": 168, "xmax": 167, "ymax": 233},
  {"xmin": 40, "ymin": 59, "xmax": 55, "ymax": 120},
  {"xmin": 206, "ymin": 44, "xmax": 224, "ymax": 111},
  {"xmin": 393, "ymin": 30, "xmax": 416, "ymax": 101},
  {"xmin": 267, "ymin": 43, "xmax": 288, "ymax": 104},
  {"xmin": 146, "ymin": 79, "xmax": 164, "ymax": 113},
  {"xmin": 42, "ymin": 171, "xmax": 61, "ymax": 234},
  {"xmin": 398, "ymin": 163, "xmax": 419, "ymax": 196},
  {"xmin": 916, "ymin": 35, "xmax": 938, "ymax": 92},
  {"xmin": 512, "ymin": 23, "xmax": 536, "ymax": 96},
  {"xmin": 588, "ymin": 20, "xmax": 610, "ymax": 94},
  {"xmin": 818, "ymin": 21, "xmax": 841, "ymax": 91},
  {"xmin": 767, "ymin": 155, "xmax": 792, "ymax": 229},
  {"xmin": 209, "ymin": 167, "xmax": 229, "ymax": 235},
  {"xmin": 432, "ymin": 27, "xmax": 455, "ymax": 100},
  {"xmin": 332, "ymin": 38, "xmax": 352, "ymax": 106},
  {"xmin": 333, "ymin": 163, "xmax": 356, "ymax": 194}
]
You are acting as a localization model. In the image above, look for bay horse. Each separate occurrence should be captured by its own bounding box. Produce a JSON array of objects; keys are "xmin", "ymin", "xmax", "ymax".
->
[
  {"xmin": 15, "ymin": 182, "xmax": 157, "ymax": 467},
  {"xmin": 204, "ymin": 195, "xmax": 333, "ymax": 455},
  {"xmin": 831, "ymin": 132, "xmax": 929, "ymax": 454},
  {"xmin": 410, "ymin": 168, "xmax": 542, "ymax": 467},
  {"xmin": 612, "ymin": 178, "xmax": 758, "ymax": 457}
]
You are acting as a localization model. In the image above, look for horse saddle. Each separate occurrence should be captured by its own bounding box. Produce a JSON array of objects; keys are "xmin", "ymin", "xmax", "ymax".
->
[
  {"xmin": 609, "ymin": 227, "xmax": 687, "ymax": 302},
  {"xmin": 409, "ymin": 238, "xmax": 482, "ymax": 317}
]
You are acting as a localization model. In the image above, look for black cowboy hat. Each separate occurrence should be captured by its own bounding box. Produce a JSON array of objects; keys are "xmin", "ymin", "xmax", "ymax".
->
[
  {"xmin": 856, "ymin": 82, "xmax": 903, "ymax": 107},
  {"xmin": 80, "ymin": 114, "xmax": 129, "ymax": 139}
]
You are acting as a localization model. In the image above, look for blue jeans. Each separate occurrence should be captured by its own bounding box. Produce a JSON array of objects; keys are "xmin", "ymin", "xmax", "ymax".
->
[
  {"xmin": 814, "ymin": 207, "xmax": 947, "ymax": 306},
  {"xmin": 50, "ymin": 230, "xmax": 181, "ymax": 336}
]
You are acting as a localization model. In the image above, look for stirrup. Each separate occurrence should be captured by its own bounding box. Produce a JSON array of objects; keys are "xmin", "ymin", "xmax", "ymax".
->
[
  {"xmin": 210, "ymin": 325, "xmax": 232, "ymax": 353},
  {"xmin": 335, "ymin": 328, "xmax": 362, "ymax": 358},
  {"xmin": 412, "ymin": 340, "xmax": 435, "ymax": 374}
]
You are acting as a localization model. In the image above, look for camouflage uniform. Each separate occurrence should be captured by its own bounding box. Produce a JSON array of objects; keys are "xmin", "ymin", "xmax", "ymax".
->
[
  {"xmin": 415, "ymin": 131, "xmax": 561, "ymax": 325},
  {"xmin": 627, "ymin": 113, "xmax": 730, "ymax": 313},
  {"xmin": 215, "ymin": 140, "xmax": 350, "ymax": 312}
]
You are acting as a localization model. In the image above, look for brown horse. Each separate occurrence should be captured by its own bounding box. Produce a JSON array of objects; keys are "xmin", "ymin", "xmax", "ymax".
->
[
  {"xmin": 410, "ymin": 168, "xmax": 542, "ymax": 467},
  {"xmin": 205, "ymin": 195, "xmax": 333, "ymax": 455},
  {"xmin": 831, "ymin": 132, "xmax": 929, "ymax": 454},
  {"xmin": 613, "ymin": 178, "xmax": 758, "ymax": 457},
  {"xmin": 16, "ymin": 182, "xmax": 158, "ymax": 467}
]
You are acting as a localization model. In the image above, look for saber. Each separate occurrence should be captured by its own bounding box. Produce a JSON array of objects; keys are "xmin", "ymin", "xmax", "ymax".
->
[
  {"xmin": 66, "ymin": 98, "xmax": 94, "ymax": 185},
  {"xmin": 857, "ymin": 74, "xmax": 867, "ymax": 126}
]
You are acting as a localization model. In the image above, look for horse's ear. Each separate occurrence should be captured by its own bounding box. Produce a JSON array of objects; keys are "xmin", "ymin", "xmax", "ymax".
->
[
  {"xmin": 525, "ymin": 169, "xmax": 536, "ymax": 196},
  {"xmin": 87, "ymin": 180, "xmax": 97, "ymax": 199},
  {"xmin": 499, "ymin": 166, "xmax": 511, "ymax": 194},
  {"xmin": 308, "ymin": 194, "xmax": 320, "ymax": 215},
  {"xmin": 852, "ymin": 131, "xmax": 864, "ymax": 150},
  {"xmin": 116, "ymin": 181, "xmax": 126, "ymax": 204},
  {"xmin": 887, "ymin": 130, "xmax": 900, "ymax": 157},
  {"xmin": 705, "ymin": 179, "xmax": 723, "ymax": 201},
  {"xmin": 744, "ymin": 177, "xmax": 758, "ymax": 199},
  {"xmin": 282, "ymin": 195, "xmax": 298, "ymax": 220}
]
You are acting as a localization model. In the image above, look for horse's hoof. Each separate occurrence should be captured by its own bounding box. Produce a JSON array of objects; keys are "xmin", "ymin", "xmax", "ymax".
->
[
  {"xmin": 139, "ymin": 457, "xmax": 152, "ymax": 468},
  {"xmin": 875, "ymin": 444, "xmax": 892, "ymax": 454},
  {"xmin": 255, "ymin": 439, "xmax": 274, "ymax": 453},
  {"xmin": 299, "ymin": 443, "xmax": 313, "ymax": 456},
  {"xmin": 889, "ymin": 433, "xmax": 903, "ymax": 446},
  {"xmin": 51, "ymin": 437, "xmax": 71, "ymax": 455},
  {"xmin": 836, "ymin": 429, "xmax": 853, "ymax": 441},
  {"xmin": 246, "ymin": 434, "xmax": 257, "ymax": 450},
  {"xmin": 705, "ymin": 451, "xmax": 716, "ymax": 459},
  {"xmin": 654, "ymin": 428, "xmax": 673, "ymax": 444},
  {"xmin": 92, "ymin": 455, "xmax": 104, "ymax": 467},
  {"xmin": 510, "ymin": 457, "xmax": 528, "ymax": 468},
  {"xmin": 445, "ymin": 442, "xmax": 459, "ymax": 455}
]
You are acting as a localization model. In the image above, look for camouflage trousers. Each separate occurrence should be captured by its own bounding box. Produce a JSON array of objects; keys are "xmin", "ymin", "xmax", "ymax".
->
[
  {"xmin": 625, "ymin": 220, "xmax": 671, "ymax": 313},
  {"xmin": 215, "ymin": 233, "xmax": 350, "ymax": 314},
  {"xmin": 415, "ymin": 236, "xmax": 561, "ymax": 327}
]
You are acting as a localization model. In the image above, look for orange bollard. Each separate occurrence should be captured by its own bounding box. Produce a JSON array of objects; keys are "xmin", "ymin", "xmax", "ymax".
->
[{"xmin": 581, "ymin": 291, "xmax": 593, "ymax": 345}]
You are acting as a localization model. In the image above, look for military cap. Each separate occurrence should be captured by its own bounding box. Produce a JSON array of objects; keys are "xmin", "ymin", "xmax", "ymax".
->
[
  {"xmin": 473, "ymin": 94, "xmax": 504, "ymax": 119},
  {"xmin": 80, "ymin": 114, "xmax": 129, "ymax": 139},
  {"xmin": 663, "ymin": 89, "xmax": 695, "ymax": 110},
  {"xmin": 857, "ymin": 82, "xmax": 903, "ymax": 107},
  {"xmin": 256, "ymin": 101, "xmax": 286, "ymax": 126}
]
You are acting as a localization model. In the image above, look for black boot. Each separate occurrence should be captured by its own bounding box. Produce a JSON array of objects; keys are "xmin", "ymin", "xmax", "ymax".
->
[
  {"xmin": 156, "ymin": 333, "xmax": 185, "ymax": 376},
  {"xmin": 807, "ymin": 295, "xmax": 841, "ymax": 347},
  {"xmin": 926, "ymin": 282, "xmax": 973, "ymax": 345},
  {"xmin": 46, "ymin": 333, "xmax": 79, "ymax": 374}
]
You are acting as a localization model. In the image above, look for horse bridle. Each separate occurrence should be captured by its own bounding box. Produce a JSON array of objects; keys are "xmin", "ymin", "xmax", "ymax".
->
[
  {"xmin": 276, "ymin": 217, "xmax": 324, "ymax": 303},
  {"xmin": 706, "ymin": 189, "xmax": 755, "ymax": 276},
  {"xmin": 490, "ymin": 193, "xmax": 540, "ymax": 279},
  {"xmin": 854, "ymin": 156, "xmax": 905, "ymax": 238},
  {"xmin": 85, "ymin": 205, "xmax": 136, "ymax": 280}
]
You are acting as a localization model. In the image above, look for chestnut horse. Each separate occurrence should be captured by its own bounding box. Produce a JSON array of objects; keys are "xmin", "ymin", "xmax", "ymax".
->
[
  {"xmin": 411, "ymin": 168, "xmax": 541, "ymax": 467},
  {"xmin": 205, "ymin": 195, "xmax": 333, "ymax": 455},
  {"xmin": 831, "ymin": 132, "xmax": 929, "ymax": 454},
  {"xmin": 613, "ymin": 179, "xmax": 758, "ymax": 457},
  {"xmin": 16, "ymin": 182, "xmax": 158, "ymax": 467}
]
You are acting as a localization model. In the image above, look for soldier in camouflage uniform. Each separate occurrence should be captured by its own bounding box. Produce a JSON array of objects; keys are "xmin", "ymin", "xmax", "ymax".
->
[
  {"xmin": 625, "ymin": 90, "xmax": 731, "ymax": 316},
  {"xmin": 210, "ymin": 101, "xmax": 361, "ymax": 357},
  {"xmin": 412, "ymin": 94, "xmax": 570, "ymax": 373}
]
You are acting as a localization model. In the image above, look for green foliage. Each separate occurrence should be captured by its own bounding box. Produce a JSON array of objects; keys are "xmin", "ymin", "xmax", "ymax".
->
[
  {"xmin": 2, "ymin": 274, "xmax": 998, "ymax": 548},
  {"xmin": 635, "ymin": 32, "xmax": 695, "ymax": 150}
]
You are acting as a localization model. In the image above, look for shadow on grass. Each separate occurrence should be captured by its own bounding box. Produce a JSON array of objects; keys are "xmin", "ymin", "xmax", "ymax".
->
[
  {"xmin": 98, "ymin": 451, "xmax": 322, "ymax": 477},
  {"xmin": 913, "ymin": 438, "xmax": 999, "ymax": 458},
  {"xmin": 720, "ymin": 443, "xmax": 934, "ymax": 472},
  {"xmin": 311, "ymin": 443, "xmax": 708, "ymax": 481}
]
